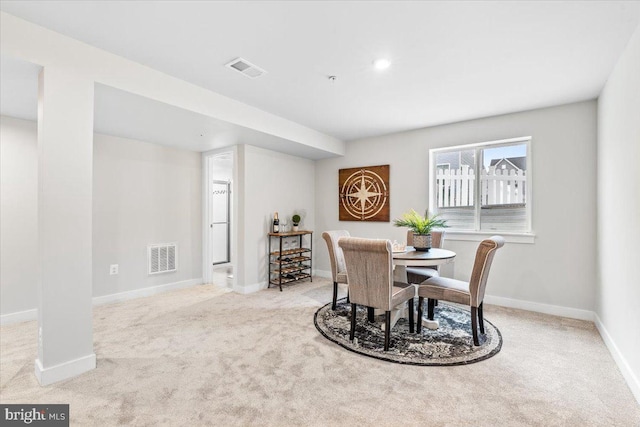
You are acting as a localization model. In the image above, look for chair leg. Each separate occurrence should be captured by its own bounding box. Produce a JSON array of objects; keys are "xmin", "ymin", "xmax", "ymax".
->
[
  {"xmin": 346, "ymin": 289, "xmax": 350, "ymax": 304},
  {"xmin": 350, "ymin": 303, "xmax": 357, "ymax": 341},
  {"xmin": 408, "ymin": 298, "xmax": 415, "ymax": 333},
  {"xmin": 367, "ymin": 306, "xmax": 375, "ymax": 323},
  {"xmin": 384, "ymin": 311, "xmax": 391, "ymax": 351},
  {"xmin": 332, "ymin": 281, "xmax": 338, "ymax": 310},
  {"xmin": 427, "ymin": 298, "xmax": 435, "ymax": 320},
  {"xmin": 471, "ymin": 306, "xmax": 480, "ymax": 346},
  {"xmin": 435, "ymin": 299, "xmax": 439, "ymax": 306},
  {"xmin": 417, "ymin": 296, "xmax": 424, "ymax": 333},
  {"xmin": 478, "ymin": 302, "xmax": 485, "ymax": 334}
]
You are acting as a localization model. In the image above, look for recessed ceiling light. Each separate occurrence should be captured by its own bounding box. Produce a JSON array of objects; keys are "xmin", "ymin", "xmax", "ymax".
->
[{"xmin": 373, "ymin": 58, "xmax": 391, "ymax": 70}]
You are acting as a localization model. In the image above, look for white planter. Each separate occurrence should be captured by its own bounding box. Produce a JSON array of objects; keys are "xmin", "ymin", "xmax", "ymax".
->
[{"xmin": 412, "ymin": 233, "xmax": 432, "ymax": 251}]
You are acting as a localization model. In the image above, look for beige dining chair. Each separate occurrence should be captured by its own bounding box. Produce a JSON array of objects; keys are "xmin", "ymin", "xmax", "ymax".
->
[
  {"xmin": 405, "ymin": 230, "xmax": 445, "ymax": 284},
  {"xmin": 339, "ymin": 237, "xmax": 415, "ymax": 351},
  {"xmin": 417, "ymin": 236, "xmax": 504, "ymax": 346},
  {"xmin": 322, "ymin": 230, "xmax": 350, "ymax": 310}
]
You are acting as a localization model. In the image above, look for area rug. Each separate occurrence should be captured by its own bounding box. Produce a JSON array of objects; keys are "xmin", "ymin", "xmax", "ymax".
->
[{"xmin": 314, "ymin": 299, "xmax": 502, "ymax": 366}]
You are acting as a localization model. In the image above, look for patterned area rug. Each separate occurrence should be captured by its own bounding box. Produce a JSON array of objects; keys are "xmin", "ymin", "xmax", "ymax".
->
[{"xmin": 314, "ymin": 299, "xmax": 502, "ymax": 366}]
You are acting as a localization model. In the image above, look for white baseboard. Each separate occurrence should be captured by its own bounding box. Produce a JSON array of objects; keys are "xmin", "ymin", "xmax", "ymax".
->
[
  {"xmin": 92, "ymin": 278, "xmax": 203, "ymax": 306},
  {"xmin": 1, "ymin": 278, "xmax": 203, "ymax": 325},
  {"xmin": 594, "ymin": 314, "xmax": 640, "ymax": 405},
  {"xmin": 233, "ymin": 281, "xmax": 266, "ymax": 294},
  {"xmin": 1, "ymin": 308, "xmax": 37, "ymax": 325},
  {"xmin": 35, "ymin": 353, "xmax": 96, "ymax": 386},
  {"xmin": 484, "ymin": 294, "xmax": 595, "ymax": 321}
]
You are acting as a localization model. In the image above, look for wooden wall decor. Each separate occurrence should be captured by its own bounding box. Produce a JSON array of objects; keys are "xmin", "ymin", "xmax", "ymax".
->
[{"xmin": 339, "ymin": 164, "xmax": 390, "ymax": 221}]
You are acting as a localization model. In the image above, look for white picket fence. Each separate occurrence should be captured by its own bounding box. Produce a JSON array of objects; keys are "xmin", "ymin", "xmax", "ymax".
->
[{"xmin": 436, "ymin": 165, "xmax": 526, "ymax": 207}]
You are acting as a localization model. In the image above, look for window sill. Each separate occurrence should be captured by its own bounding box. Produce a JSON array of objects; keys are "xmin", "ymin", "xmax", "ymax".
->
[{"xmin": 444, "ymin": 231, "xmax": 536, "ymax": 244}]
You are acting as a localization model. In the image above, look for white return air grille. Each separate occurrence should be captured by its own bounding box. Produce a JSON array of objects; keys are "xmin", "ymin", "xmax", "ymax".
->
[
  {"xmin": 225, "ymin": 57, "xmax": 267, "ymax": 78},
  {"xmin": 148, "ymin": 243, "xmax": 177, "ymax": 275}
]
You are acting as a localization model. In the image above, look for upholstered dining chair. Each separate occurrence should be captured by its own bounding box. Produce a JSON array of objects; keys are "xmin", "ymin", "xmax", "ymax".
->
[
  {"xmin": 322, "ymin": 230, "xmax": 350, "ymax": 310},
  {"xmin": 338, "ymin": 237, "xmax": 415, "ymax": 351},
  {"xmin": 405, "ymin": 230, "xmax": 446, "ymax": 284},
  {"xmin": 417, "ymin": 236, "xmax": 504, "ymax": 346}
]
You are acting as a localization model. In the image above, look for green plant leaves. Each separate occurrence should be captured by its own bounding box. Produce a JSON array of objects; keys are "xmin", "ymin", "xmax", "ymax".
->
[{"xmin": 392, "ymin": 209, "xmax": 448, "ymax": 234}]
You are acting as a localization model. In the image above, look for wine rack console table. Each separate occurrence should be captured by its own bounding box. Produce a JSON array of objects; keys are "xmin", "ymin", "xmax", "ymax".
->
[{"xmin": 268, "ymin": 230, "xmax": 313, "ymax": 291}]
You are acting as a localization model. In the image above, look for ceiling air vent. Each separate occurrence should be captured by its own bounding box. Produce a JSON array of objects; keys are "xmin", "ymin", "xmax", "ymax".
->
[{"xmin": 225, "ymin": 57, "xmax": 267, "ymax": 79}]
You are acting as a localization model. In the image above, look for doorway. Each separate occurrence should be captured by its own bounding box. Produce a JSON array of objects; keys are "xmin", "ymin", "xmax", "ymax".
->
[
  {"xmin": 210, "ymin": 180, "xmax": 230, "ymax": 265},
  {"xmin": 203, "ymin": 149, "xmax": 235, "ymax": 288}
]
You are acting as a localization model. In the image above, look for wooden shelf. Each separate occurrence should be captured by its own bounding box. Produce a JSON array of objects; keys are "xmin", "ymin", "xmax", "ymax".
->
[
  {"xmin": 271, "ymin": 256, "xmax": 311, "ymax": 265},
  {"xmin": 269, "ymin": 248, "xmax": 311, "ymax": 257},
  {"xmin": 271, "ymin": 265, "xmax": 310, "ymax": 275},
  {"xmin": 268, "ymin": 231, "xmax": 313, "ymax": 291},
  {"xmin": 268, "ymin": 230, "xmax": 312, "ymax": 237},
  {"xmin": 269, "ymin": 273, "xmax": 311, "ymax": 285}
]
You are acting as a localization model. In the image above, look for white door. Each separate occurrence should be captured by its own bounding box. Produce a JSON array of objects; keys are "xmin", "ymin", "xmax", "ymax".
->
[{"xmin": 211, "ymin": 180, "xmax": 230, "ymax": 265}]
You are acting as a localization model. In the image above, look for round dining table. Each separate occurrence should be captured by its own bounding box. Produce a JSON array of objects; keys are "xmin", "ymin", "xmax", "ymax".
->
[
  {"xmin": 392, "ymin": 247, "xmax": 456, "ymax": 270},
  {"xmin": 387, "ymin": 246, "xmax": 457, "ymax": 330}
]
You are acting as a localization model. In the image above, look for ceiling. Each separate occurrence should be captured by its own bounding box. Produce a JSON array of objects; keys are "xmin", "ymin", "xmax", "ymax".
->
[
  {"xmin": 0, "ymin": 56, "xmax": 335, "ymax": 159},
  {"xmin": 1, "ymin": 1, "xmax": 639, "ymax": 144},
  {"xmin": 0, "ymin": 54, "xmax": 40, "ymax": 121}
]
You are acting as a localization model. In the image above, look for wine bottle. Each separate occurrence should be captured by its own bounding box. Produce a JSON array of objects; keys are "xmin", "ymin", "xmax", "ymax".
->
[{"xmin": 273, "ymin": 212, "xmax": 280, "ymax": 233}]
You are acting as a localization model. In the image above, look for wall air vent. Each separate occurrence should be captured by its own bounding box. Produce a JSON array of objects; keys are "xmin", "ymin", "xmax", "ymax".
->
[
  {"xmin": 225, "ymin": 57, "xmax": 267, "ymax": 79},
  {"xmin": 148, "ymin": 243, "xmax": 177, "ymax": 275}
]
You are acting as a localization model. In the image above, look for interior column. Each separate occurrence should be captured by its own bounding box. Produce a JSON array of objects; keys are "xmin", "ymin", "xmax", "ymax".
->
[{"xmin": 35, "ymin": 67, "xmax": 95, "ymax": 385}]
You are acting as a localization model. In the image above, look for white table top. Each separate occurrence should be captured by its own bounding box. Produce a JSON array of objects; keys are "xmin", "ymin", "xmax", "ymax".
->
[{"xmin": 392, "ymin": 247, "xmax": 456, "ymax": 267}]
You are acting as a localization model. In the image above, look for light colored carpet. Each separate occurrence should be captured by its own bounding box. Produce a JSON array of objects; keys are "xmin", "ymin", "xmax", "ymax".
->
[{"xmin": 1, "ymin": 278, "xmax": 639, "ymax": 426}]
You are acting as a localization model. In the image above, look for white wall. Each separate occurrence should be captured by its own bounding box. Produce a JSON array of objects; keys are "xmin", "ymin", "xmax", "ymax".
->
[
  {"xmin": 238, "ymin": 145, "xmax": 315, "ymax": 292},
  {"xmin": 35, "ymin": 68, "xmax": 96, "ymax": 383},
  {"xmin": 0, "ymin": 116, "xmax": 202, "ymax": 317},
  {"xmin": 315, "ymin": 101, "xmax": 597, "ymax": 313},
  {"xmin": 0, "ymin": 116, "xmax": 38, "ymax": 315},
  {"xmin": 93, "ymin": 133, "xmax": 202, "ymax": 298},
  {"xmin": 596, "ymin": 22, "xmax": 640, "ymax": 402}
]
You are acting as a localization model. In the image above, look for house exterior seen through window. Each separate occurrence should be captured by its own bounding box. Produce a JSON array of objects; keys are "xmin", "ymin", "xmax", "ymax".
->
[{"xmin": 429, "ymin": 137, "xmax": 531, "ymax": 233}]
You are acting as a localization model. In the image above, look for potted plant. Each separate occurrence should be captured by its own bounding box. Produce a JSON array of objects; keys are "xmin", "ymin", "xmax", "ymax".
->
[
  {"xmin": 393, "ymin": 209, "xmax": 448, "ymax": 251},
  {"xmin": 291, "ymin": 214, "xmax": 301, "ymax": 232}
]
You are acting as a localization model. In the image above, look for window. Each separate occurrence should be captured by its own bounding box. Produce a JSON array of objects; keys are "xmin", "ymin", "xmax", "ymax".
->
[{"xmin": 429, "ymin": 136, "xmax": 531, "ymax": 233}]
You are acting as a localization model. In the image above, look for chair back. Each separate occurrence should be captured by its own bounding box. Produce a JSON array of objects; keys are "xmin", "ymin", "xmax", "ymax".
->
[
  {"xmin": 338, "ymin": 237, "xmax": 394, "ymax": 311},
  {"xmin": 406, "ymin": 230, "xmax": 445, "ymax": 249},
  {"xmin": 469, "ymin": 236, "xmax": 505, "ymax": 306},
  {"xmin": 322, "ymin": 230, "xmax": 350, "ymax": 281}
]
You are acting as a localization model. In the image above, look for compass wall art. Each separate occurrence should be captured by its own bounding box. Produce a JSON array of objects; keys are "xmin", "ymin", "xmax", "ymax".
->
[{"xmin": 338, "ymin": 164, "xmax": 390, "ymax": 222}]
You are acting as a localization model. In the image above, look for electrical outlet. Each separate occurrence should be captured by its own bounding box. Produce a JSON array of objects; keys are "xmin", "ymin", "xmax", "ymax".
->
[{"xmin": 110, "ymin": 264, "xmax": 119, "ymax": 275}]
